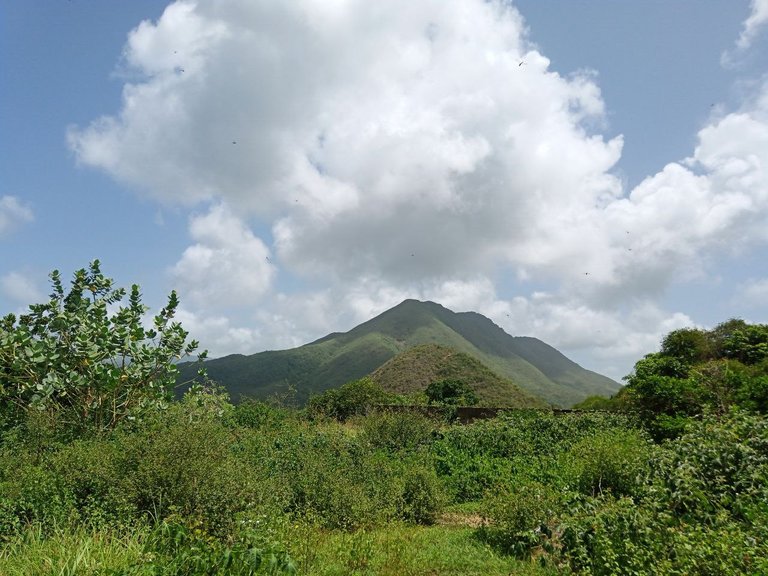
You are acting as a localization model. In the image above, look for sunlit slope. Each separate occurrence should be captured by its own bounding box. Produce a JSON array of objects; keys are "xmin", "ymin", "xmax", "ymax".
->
[{"xmin": 370, "ymin": 343, "xmax": 547, "ymax": 408}]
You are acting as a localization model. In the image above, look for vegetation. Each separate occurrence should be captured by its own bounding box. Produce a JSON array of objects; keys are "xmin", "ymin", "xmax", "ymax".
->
[
  {"xmin": 621, "ymin": 320, "xmax": 768, "ymax": 440},
  {"xmin": 1, "ymin": 264, "xmax": 767, "ymax": 574},
  {"xmin": 371, "ymin": 344, "xmax": 546, "ymax": 407},
  {"xmin": 0, "ymin": 260, "xmax": 203, "ymax": 434},
  {"xmin": 425, "ymin": 378, "xmax": 479, "ymax": 406}
]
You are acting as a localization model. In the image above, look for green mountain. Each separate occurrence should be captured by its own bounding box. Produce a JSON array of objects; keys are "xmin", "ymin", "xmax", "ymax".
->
[
  {"xmin": 179, "ymin": 299, "xmax": 620, "ymax": 407},
  {"xmin": 369, "ymin": 343, "xmax": 547, "ymax": 408}
]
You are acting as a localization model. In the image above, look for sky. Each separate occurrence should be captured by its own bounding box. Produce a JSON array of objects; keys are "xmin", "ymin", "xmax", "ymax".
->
[{"xmin": 2, "ymin": 0, "xmax": 768, "ymax": 383}]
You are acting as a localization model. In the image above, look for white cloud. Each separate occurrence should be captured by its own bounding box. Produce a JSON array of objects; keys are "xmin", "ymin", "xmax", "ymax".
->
[
  {"xmin": 69, "ymin": 0, "xmax": 768, "ymax": 382},
  {"xmin": 722, "ymin": 0, "xmax": 768, "ymax": 65},
  {"xmin": 171, "ymin": 203, "xmax": 276, "ymax": 310},
  {"xmin": 175, "ymin": 307, "xmax": 261, "ymax": 357},
  {"xmin": 1, "ymin": 271, "xmax": 43, "ymax": 306},
  {"xmin": 69, "ymin": 0, "xmax": 622, "ymax": 287},
  {"xmin": 737, "ymin": 0, "xmax": 768, "ymax": 51},
  {"xmin": 0, "ymin": 196, "xmax": 33, "ymax": 236}
]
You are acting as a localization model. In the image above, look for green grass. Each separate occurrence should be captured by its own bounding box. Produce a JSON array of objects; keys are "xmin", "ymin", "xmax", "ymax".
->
[
  {"xmin": 0, "ymin": 522, "xmax": 558, "ymax": 576},
  {"xmin": 0, "ymin": 525, "xmax": 147, "ymax": 576},
  {"xmin": 286, "ymin": 522, "xmax": 559, "ymax": 576}
]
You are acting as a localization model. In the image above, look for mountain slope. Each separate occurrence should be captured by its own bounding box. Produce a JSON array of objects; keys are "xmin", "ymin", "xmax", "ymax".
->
[
  {"xmin": 180, "ymin": 299, "xmax": 620, "ymax": 406},
  {"xmin": 369, "ymin": 344, "xmax": 547, "ymax": 408}
]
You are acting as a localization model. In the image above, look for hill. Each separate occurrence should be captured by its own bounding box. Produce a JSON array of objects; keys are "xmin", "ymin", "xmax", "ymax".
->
[
  {"xmin": 369, "ymin": 344, "xmax": 547, "ymax": 408},
  {"xmin": 179, "ymin": 299, "xmax": 620, "ymax": 406}
]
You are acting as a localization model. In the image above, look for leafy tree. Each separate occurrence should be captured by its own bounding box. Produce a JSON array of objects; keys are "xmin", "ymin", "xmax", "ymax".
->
[
  {"xmin": 659, "ymin": 327, "xmax": 710, "ymax": 364},
  {"xmin": 307, "ymin": 377, "xmax": 391, "ymax": 421},
  {"xmin": 624, "ymin": 319, "xmax": 768, "ymax": 440},
  {"xmin": 425, "ymin": 378, "xmax": 478, "ymax": 406},
  {"xmin": 0, "ymin": 260, "xmax": 203, "ymax": 433}
]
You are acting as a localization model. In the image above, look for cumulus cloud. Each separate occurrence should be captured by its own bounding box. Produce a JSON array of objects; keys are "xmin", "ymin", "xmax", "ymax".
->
[
  {"xmin": 69, "ymin": 0, "xmax": 768, "ymax": 380},
  {"xmin": 0, "ymin": 196, "xmax": 33, "ymax": 236},
  {"xmin": 171, "ymin": 203, "xmax": 276, "ymax": 309},
  {"xmin": 174, "ymin": 307, "xmax": 261, "ymax": 357},
  {"xmin": 69, "ymin": 0, "xmax": 621, "ymax": 284}
]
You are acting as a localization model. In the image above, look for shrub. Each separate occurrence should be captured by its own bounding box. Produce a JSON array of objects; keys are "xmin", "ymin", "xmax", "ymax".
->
[
  {"xmin": 560, "ymin": 428, "xmax": 653, "ymax": 498},
  {"xmin": 123, "ymin": 404, "xmax": 264, "ymax": 535},
  {"xmin": 133, "ymin": 518, "xmax": 296, "ymax": 575},
  {"xmin": 480, "ymin": 480, "xmax": 562, "ymax": 558},
  {"xmin": 307, "ymin": 377, "xmax": 392, "ymax": 421},
  {"xmin": 650, "ymin": 410, "xmax": 768, "ymax": 522},
  {"xmin": 395, "ymin": 456, "xmax": 446, "ymax": 525},
  {"xmin": 0, "ymin": 261, "xmax": 203, "ymax": 435},
  {"xmin": 425, "ymin": 379, "xmax": 478, "ymax": 406},
  {"xmin": 359, "ymin": 409, "xmax": 436, "ymax": 453}
]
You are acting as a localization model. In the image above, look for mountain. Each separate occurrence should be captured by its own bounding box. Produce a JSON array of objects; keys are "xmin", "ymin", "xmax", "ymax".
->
[
  {"xmin": 179, "ymin": 299, "xmax": 621, "ymax": 407},
  {"xmin": 369, "ymin": 343, "xmax": 547, "ymax": 408}
]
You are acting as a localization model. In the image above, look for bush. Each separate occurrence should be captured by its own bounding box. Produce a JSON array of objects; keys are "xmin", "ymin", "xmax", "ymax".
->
[
  {"xmin": 560, "ymin": 428, "xmax": 653, "ymax": 498},
  {"xmin": 133, "ymin": 518, "xmax": 296, "ymax": 575},
  {"xmin": 359, "ymin": 409, "xmax": 436, "ymax": 453},
  {"xmin": 307, "ymin": 378, "xmax": 392, "ymax": 421},
  {"xmin": 122, "ymin": 404, "xmax": 264, "ymax": 535},
  {"xmin": 480, "ymin": 480, "xmax": 562, "ymax": 558},
  {"xmin": 395, "ymin": 456, "xmax": 446, "ymax": 525},
  {"xmin": 0, "ymin": 261, "xmax": 203, "ymax": 435},
  {"xmin": 650, "ymin": 410, "xmax": 768, "ymax": 522},
  {"xmin": 425, "ymin": 379, "xmax": 478, "ymax": 406}
]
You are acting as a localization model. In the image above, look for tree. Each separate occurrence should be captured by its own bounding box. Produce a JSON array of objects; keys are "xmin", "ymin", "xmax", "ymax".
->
[
  {"xmin": 425, "ymin": 379, "xmax": 478, "ymax": 406},
  {"xmin": 0, "ymin": 260, "xmax": 203, "ymax": 433},
  {"xmin": 624, "ymin": 319, "xmax": 768, "ymax": 440},
  {"xmin": 307, "ymin": 377, "xmax": 391, "ymax": 421}
]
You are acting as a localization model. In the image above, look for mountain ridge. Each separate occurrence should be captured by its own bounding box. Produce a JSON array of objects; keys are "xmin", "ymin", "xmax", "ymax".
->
[{"xmin": 180, "ymin": 299, "xmax": 620, "ymax": 406}]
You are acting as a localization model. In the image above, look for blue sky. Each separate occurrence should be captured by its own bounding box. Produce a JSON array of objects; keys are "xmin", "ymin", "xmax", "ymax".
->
[{"xmin": 2, "ymin": 0, "xmax": 768, "ymax": 382}]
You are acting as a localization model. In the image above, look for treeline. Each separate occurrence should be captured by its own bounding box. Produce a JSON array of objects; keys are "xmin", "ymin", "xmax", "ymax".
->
[
  {"xmin": 0, "ymin": 263, "xmax": 767, "ymax": 575},
  {"xmin": 577, "ymin": 319, "xmax": 768, "ymax": 440}
]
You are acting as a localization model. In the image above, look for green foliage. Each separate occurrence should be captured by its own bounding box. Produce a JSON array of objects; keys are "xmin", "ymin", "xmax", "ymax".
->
[
  {"xmin": 0, "ymin": 261, "xmax": 202, "ymax": 434},
  {"xmin": 649, "ymin": 410, "xmax": 768, "ymax": 524},
  {"xmin": 624, "ymin": 318, "xmax": 768, "ymax": 439},
  {"xmin": 132, "ymin": 518, "xmax": 296, "ymax": 575},
  {"xmin": 559, "ymin": 428, "xmax": 652, "ymax": 497},
  {"xmin": 307, "ymin": 377, "xmax": 392, "ymax": 421},
  {"xmin": 245, "ymin": 421, "xmax": 446, "ymax": 530},
  {"xmin": 432, "ymin": 411, "xmax": 640, "ymax": 502},
  {"xmin": 425, "ymin": 378, "xmax": 479, "ymax": 406},
  {"xmin": 556, "ymin": 412, "xmax": 768, "ymax": 575},
  {"xmin": 231, "ymin": 398, "xmax": 292, "ymax": 430},
  {"xmin": 480, "ymin": 480, "xmax": 561, "ymax": 558},
  {"xmin": 359, "ymin": 409, "xmax": 436, "ymax": 453}
]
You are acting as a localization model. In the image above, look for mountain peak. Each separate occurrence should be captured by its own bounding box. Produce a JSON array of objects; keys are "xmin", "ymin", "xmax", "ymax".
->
[{"xmin": 182, "ymin": 300, "xmax": 620, "ymax": 407}]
